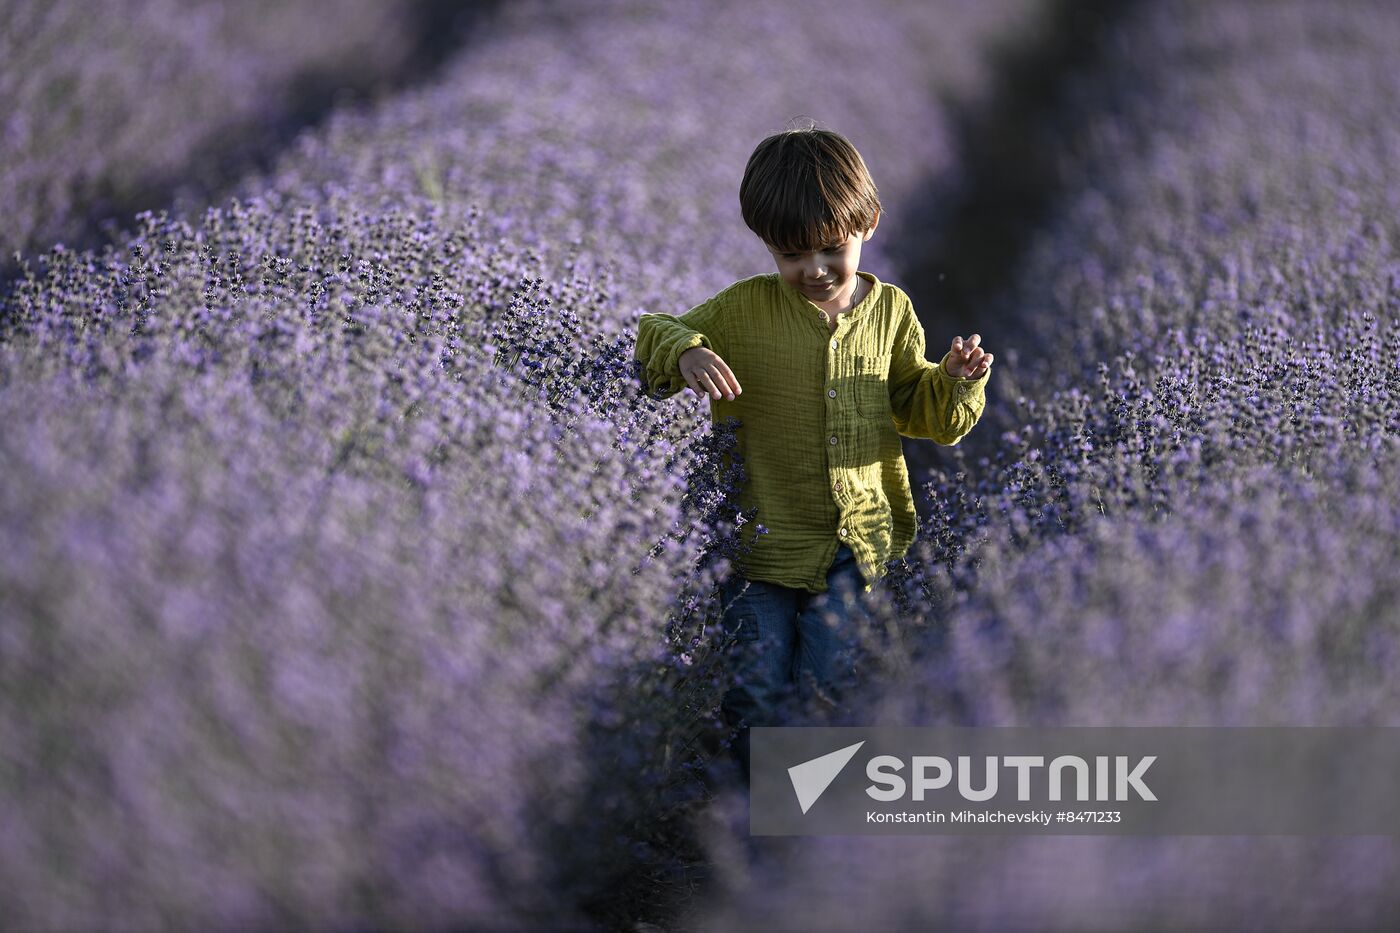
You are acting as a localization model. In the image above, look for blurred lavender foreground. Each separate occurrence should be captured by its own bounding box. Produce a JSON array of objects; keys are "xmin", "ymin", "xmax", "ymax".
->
[
  {"xmin": 697, "ymin": 1, "xmax": 1400, "ymax": 932},
  {"xmin": 0, "ymin": 1, "xmax": 1044, "ymax": 930}
]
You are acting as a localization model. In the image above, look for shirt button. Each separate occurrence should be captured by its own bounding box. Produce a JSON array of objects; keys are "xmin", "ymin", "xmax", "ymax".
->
[
  {"xmin": 833, "ymin": 480, "xmax": 844, "ymax": 493},
  {"xmin": 827, "ymin": 388, "xmax": 837, "ymax": 398},
  {"xmin": 829, "ymin": 435, "xmax": 838, "ymax": 445},
  {"xmin": 840, "ymin": 527, "xmax": 849, "ymax": 537},
  {"xmin": 830, "ymin": 338, "xmax": 839, "ymax": 349}
]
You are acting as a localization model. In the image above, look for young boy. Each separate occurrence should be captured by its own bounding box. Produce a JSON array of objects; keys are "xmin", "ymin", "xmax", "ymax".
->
[{"xmin": 634, "ymin": 125, "xmax": 992, "ymax": 780}]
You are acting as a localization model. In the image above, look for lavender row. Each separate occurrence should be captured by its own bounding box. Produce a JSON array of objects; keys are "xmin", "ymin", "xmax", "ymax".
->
[
  {"xmin": 0, "ymin": 0, "xmax": 440, "ymax": 261},
  {"xmin": 1, "ymin": 198, "xmax": 692, "ymax": 929},
  {"xmin": 693, "ymin": 1, "xmax": 1400, "ymax": 928},
  {"xmin": 0, "ymin": 1, "xmax": 1043, "ymax": 927},
  {"xmin": 929, "ymin": 0, "xmax": 1400, "ymax": 573},
  {"xmin": 987, "ymin": 0, "xmax": 1400, "ymax": 401}
]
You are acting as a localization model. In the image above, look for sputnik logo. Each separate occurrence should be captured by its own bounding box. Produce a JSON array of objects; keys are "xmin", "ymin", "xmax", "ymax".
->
[{"xmin": 788, "ymin": 740, "xmax": 865, "ymax": 814}]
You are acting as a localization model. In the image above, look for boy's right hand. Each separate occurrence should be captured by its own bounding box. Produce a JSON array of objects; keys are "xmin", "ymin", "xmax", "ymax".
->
[{"xmin": 678, "ymin": 346, "xmax": 742, "ymax": 401}]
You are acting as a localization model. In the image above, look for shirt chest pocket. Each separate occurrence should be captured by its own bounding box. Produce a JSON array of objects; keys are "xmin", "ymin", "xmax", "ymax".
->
[{"xmin": 852, "ymin": 352, "xmax": 891, "ymax": 419}]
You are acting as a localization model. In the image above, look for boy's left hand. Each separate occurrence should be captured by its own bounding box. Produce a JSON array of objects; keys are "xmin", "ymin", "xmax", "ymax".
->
[{"xmin": 942, "ymin": 333, "xmax": 993, "ymax": 379}]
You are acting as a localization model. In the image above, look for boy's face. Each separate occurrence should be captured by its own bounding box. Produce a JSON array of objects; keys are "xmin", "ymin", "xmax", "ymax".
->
[{"xmin": 765, "ymin": 214, "xmax": 879, "ymax": 305}]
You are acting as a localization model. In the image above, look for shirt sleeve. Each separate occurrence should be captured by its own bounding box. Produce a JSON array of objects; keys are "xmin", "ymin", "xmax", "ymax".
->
[
  {"xmin": 887, "ymin": 302, "xmax": 989, "ymax": 445},
  {"xmin": 633, "ymin": 290, "xmax": 729, "ymax": 400}
]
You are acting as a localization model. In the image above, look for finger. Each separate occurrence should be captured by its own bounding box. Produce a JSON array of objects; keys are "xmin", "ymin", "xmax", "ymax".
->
[
  {"xmin": 715, "ymin": 359, "xmax": 742, "ymax": 397},
  {"xmin": 695, "ymin": 370, "xmax": 720, "ymax": 400},
  {"xmin": 703, "ymin": 365, "xmax": 733, "ymax": 400},
  {"xmin": 952, "ymin": 335, "xmax": 964, "ymax": 353},
  {"xmin": 704, "ymin": 371, "xmax": 726, "ymax": 400},
  {"xmin": 708, "ymin": 361, "xmax": 737, "ymax": 399},
  {"xmin": 965, "ymin": 334, "xmax": 981, "ymax": 350}
]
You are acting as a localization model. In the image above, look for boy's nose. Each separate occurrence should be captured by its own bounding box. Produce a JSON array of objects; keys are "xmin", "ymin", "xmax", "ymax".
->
[{"xmin": 804, "ymin": 257, "xmax": 827, "ymax": 279}]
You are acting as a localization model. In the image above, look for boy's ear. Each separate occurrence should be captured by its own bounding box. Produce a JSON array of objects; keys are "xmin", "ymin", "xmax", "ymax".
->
[{"xmin": 864, "ymin": 209, "xmax": 880, "ymax": 239}]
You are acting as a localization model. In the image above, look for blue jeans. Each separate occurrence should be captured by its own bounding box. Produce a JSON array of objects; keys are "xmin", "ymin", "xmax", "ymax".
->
[{"xmin": 717, "ymin": 543, "xmax": 874, "ymax": 782}]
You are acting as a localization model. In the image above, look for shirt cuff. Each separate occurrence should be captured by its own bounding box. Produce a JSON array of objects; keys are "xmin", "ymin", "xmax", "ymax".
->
[{"xmin": 670, "ymin": 333, "xmax": 710, "ymax": 371}]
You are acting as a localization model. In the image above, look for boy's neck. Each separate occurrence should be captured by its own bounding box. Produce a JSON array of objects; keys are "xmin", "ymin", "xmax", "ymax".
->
[{"xmin": 811, "ymin": 273, "xmax": 868, "ymax": 315}]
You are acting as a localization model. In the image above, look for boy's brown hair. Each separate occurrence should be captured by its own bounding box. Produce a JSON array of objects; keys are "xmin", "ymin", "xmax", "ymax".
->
[{"xmin": 739, "ymin": 123, "xmax": 882, "ymax": 254}]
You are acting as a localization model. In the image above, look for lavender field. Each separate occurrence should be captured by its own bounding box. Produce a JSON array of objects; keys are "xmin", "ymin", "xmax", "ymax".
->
[{"xmin": 2, "ymin": 1, "xmax": 1398, "ymax": 931}]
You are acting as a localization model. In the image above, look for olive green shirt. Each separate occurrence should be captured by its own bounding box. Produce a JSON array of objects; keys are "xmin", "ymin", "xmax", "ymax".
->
[{"xmin": 634, "ymin": 271, "xmax": 989, "ymax": 593}]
